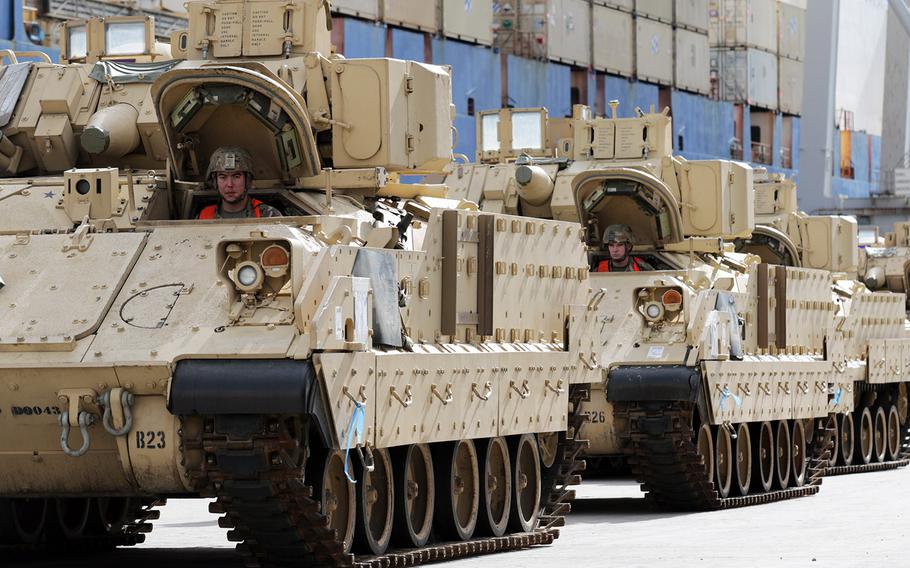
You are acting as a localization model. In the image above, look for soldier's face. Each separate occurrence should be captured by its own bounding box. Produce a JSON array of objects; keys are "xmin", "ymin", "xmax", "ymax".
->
[
  {"xmin": 608, "ymin": 242, "xmax": 629, "ymax": 262},
  {"xmin": 216, "ymin": 171, "xmax": 248, "ymax": 204}
]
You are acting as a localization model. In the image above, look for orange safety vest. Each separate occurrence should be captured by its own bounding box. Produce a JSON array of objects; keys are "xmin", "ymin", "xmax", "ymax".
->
[
  {"xmin": 596, "ymin": 258, "xmax": 642, "ymax": 273},
  {"xmin": 199, "ymin": 199, "xmax": 265, "ymax": 220}
]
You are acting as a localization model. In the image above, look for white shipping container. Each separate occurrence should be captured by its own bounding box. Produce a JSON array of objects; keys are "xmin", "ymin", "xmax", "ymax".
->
[
  {"xmin": 778, "ymin": 1, "xmax": 805, "ymax": 60},
  {"xmin": 675, "ymin": 29, "xmax": 710, "ymax": 95},
  {"xmin": 593, "ymin": 5, "xmax": 634, "ymax": 76},
  {"xmin": 382, "ymin": 0, "xmax": 438, "ymax": 32},
  {"xmin": 636, "ymin": 0, "xmax": 673, "ymax": 23},
  {"xmin": 549, "ymin": 0, "xmax": 592, "ymax": 66},
  {"xmin": 593, "ymin": 0, "xmax": 635, "ymax": 11},
  {"xmin": 636, "ymin": 17, "xmax": 674, "ymax": 85},
  {"xmin": 675, "ymin": 0, "xmax": 708, "ymax": 33},
  {"xmin": 442, "ymin": 0, "xmax": 493, "ymax": 45},
  {"xmin": 709, "ymin": 0, "xmax": 777, "ymax": 53},
  {"xmin": 332, "ymin": 0, "xmax": 381, "ymax": 20},
  {"xmin": 712, "ymin": 47, "xmax": 778, "ymax": 109},
  {"xmin": 779, "ymin": 56, "xmax": 803, "ymax": 114}
]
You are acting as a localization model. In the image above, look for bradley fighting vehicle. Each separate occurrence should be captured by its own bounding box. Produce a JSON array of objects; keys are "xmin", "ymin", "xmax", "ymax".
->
[
  {"xmin": 0, "ymin": 2, "xmax": 601, "ymax": 565},
  {"xmin": 445, "ymin": 103, "xmax": 910, "ymax": 509}
]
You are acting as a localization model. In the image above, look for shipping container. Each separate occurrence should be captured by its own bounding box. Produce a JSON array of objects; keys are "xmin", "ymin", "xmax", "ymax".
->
[
  {"xmin": 382, "ymin": 0, "xmax": 437, "ymax": 32},
  {"xmin": 501, "ymin": 0, "xmax": 591, "ymax": 67},
  {"xmin": 636, "ymin": 17, "xmax": 674, "ymax": 85},
  {"xmin": 712, "ymin": 47, "xmax": 778, "ymax": 109},
  {"xmin": 675, "ymin": 28, "xmax": 710, "ymax": 95},
  {"xmin": 592, "ymin": 5, "xmax": 634, "ymax": 76},
  {"xmin": 778, "ymin": 1, "xmax": 805, "ymax": 61},
  {"xmin": 332, "ymin": 0, "xmax": 381, "ymax": 20},
  {"xmin": 675, "ymin": 0, "xmax": 708, "ymax": 33},
  {"xmin": 709, "ymin": 0, "xmax": 777, "ymax": 53},
  {"xmin": 778, "ymin": 56, "xmax": 803, "ymax": 115},
  {"xmin": 593, "ymin": 0, "xmax": 635, "ymax": 12},
  {"xmin": 635, "ymin": 0, "xmax": 673, "ymax": 23},
  {"xmin": 442, "ymin": 0, "xmax": 493, "ymax": 45}
]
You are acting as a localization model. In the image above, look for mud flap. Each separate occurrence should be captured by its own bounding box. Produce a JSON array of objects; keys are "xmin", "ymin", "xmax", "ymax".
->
[{"xmin": 169, "ymin": 359, "xmax": 332, "ymax": 447}]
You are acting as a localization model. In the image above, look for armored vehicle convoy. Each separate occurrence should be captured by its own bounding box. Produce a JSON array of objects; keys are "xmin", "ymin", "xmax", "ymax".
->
[
  {"xmin": 446, "ymin": 103, "xmax": 910, "ymax": 509},
  {"xmin": 0, "ymin": 2, "xmax": 599, "ymax": 565}
]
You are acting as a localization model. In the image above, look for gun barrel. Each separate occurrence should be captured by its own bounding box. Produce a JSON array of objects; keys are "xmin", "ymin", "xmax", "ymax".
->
[
  {"xmin": 80, "ymin": 103, "xmax": 141, "ymax": 158},
  {"xmin": 864, "ymin": 265, "xmax": 886, "ymax": 290},
  {"xmin": 515, "ymin": 165, "xmax": 554, "ymax": 207}
]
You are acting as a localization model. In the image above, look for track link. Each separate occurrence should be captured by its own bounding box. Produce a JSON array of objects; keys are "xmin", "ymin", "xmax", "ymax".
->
[
  {"xmin": 826, "ymin": 421, "xmax": 910, "ymax": 476},
  {"xmin": 186, "ymin": 404, "xmax": 585, "ymax": 568},
  {"xmin": 616, "ymin": 401, "xmax": 835, "ymax": 511}
]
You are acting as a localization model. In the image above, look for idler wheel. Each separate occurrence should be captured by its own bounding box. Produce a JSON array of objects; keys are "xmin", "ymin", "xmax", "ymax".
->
[
  {"xmin": 873, "ymin": 406, "xmax": 888, "ymax": 463},
  {"xmin": 887, "ymin": 405, "xmax": 903, "ymax": 461},
  {"xmin": 391, "ymin": 444, "xmax": 434, "ymax": 548},
  {"xmin": 854, "ymin": 407, "xmax": 874, "ymax": 464},
  {"xmin": 839, "ymin": 413, "xmax": 855, "ymax": 466},
  {"xmin": 714, "ymin": 426, "xmax": 733, "ymax": 498},
  {"xmin": 53, "ymin": 498, "xmax": 91, "ymax": 539},
  {"xmin": 695, "ymin": 423, "xmax": 714, "ymax": 485},
  {"xmin": 477, "ymin": 437, "xmax": 511, "ymax": 537},
  {"xmin": 319, "ymin": 451, "xmax": 356, "ymax": 552},
  {"xmin": 774, "ymin": 420, "xmax": 791, "ymax": 489},
  {"xmin": 751, "ymin": 421, "xmax": 774, "ymax": 493},
  {"xmin": 733, "ymin": 423, "xmax": 752, "ymax": 496},
  {"xmin": 507, "ymin": 434, "xmax": 541, "ymax": 533},
  {"xmin": 537, "ymin": 432, "xmax": 559, "ymax": 470},
  {"xmin": 354, "ymin": 447, "xmax": 394, "ymax": 555},
  {"xmin": 434, "ymin": 439, "xmax": 479, "ymax": 541},
  {"xmin": 790, "ymin": 420, "xmax": 808, "ymax": 487}
]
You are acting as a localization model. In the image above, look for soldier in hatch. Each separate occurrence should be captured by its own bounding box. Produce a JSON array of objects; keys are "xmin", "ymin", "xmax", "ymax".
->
[
  {"xmin": 198, "ymin": 147, "xmax": 283, "ymax": 219},
  {"xmin": 594, "ymin": 224, "xmax": 653, "ymax": 272}
]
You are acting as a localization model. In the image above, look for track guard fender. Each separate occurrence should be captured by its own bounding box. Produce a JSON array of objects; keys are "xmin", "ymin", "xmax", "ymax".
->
[
  {"xmin": 606, "ymin": 365, "xmax": 702, "ymax": 404},
  {"xmin": 168, "ymin": 359, "xmax": 333, "ymax": 448}
]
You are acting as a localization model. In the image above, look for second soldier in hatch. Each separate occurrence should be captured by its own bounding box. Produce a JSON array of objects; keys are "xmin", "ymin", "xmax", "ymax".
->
[
  {"xmin": 198, "ymin": 147, "xmax": 283, "ymax": 219},
  {"xmin": 594, "ymin": 224, "xmax": 653, "ymax": 272}
]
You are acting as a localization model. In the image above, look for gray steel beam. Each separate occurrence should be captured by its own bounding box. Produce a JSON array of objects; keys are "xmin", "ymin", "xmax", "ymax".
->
[{"xmin": 799, "ymin": 0, "xmax": 840, "ymax": 213}]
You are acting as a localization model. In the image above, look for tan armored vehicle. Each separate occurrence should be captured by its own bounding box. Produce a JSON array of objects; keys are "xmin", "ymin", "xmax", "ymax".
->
[
  {"xmin": 0, "ymin": 2, "xmax": 600, "ymax": 564},
  {"xmin": 446, "ymin": 103, "xmax": 910, "ymax": 509}
]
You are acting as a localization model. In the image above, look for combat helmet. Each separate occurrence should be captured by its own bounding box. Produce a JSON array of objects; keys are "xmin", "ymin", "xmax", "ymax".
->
[
  {"xmin": 206, "ymin": 147, "xmax": 254, "ymax": 185},
  {"xmin": 603, "ymin": 224, "xmax": 634, "ymax": 245}
]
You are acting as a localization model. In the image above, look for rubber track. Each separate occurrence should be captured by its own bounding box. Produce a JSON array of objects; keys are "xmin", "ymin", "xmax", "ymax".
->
[
  {"xmin": 185, "ymin": 398, "xmax": 586, "ymax": 568},
  {"xmin": 616, "ymin": 401, "xmax": 835, "ymax": 511}
]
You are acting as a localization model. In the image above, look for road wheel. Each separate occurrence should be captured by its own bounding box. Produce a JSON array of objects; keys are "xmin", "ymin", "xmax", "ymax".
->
[
  {"xmin": 354, "ymin": 448, "xmax": 394, "ymax": 555},
  {"xmin": 774, "ymin": 421, "xmax": 791, "ymax": 489},
  {"xmin": 319, "ymin": 451, "xmax": 355, "ymax": 552},
  {"xmin": 434, "ymin": 440, "xmax": 479, "ymax": 541},
  {"xmin": 477, "ymin": 437, "xmax": 511, "ymax": 537},
  {"xmin": 733, "ymin": 423, "xmax": 751, "ymax": 496},
  {"xmin": 392, "ymin": 444, "xmax": 434, "ymax": 548},
  {"xmin": 887, "ymin": 405, "xmax": 903, "ymax": 461},
  {"xmin": 855, "ymin": 407, "xmax": 874, "ymax": 465},
  {"xmin": 507, "ymin": 434, "xmax": 541, "ymax": 533},
  {"xmin": 791, "ymin": 420, "xmax": 808, "ymax": 487},
  {"xmin": 751, "ymin": 421, "xmax": 774, "ymax": 493},
  {"xmin": 715, "ymin": 426, "xmax": 733, "ymax": 498},
  {"xmin": 873, "ymin": 406, "xmax": 888, "ymax": 463}
]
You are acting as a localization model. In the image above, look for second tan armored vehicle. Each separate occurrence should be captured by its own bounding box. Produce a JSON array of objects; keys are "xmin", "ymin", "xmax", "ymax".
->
[
  {"xmin": 0, "ymin": 2, "xmax": 599, "ymax": 565},
  {"xmin": 447, "ymin": 103, "xmax": 910, "ymax": 509}
]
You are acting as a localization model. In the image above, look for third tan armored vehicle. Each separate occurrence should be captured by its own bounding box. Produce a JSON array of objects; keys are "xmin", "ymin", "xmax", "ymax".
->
[
  {"xmin": 0, "ymin": 2, "xmax": 599, "ymax": 565},
  {"xmin": 446, "ymin": 103, "xmax": 910, "ymax": 509}
]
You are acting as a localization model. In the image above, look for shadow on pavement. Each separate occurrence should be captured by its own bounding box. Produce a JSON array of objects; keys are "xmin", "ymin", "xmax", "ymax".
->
[
  {"xmin": 7, "ymin": 548, "xmax": 244, "ymax": 568},
  {"xmin": 569, "ymin": 497, "xmax": 694, "ymax": 524}
]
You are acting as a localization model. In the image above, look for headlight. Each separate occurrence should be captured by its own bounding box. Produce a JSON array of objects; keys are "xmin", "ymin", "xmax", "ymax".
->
[
  {"xmin": 233, "ymin": 261, "xmax": 264, "ymax": 292},
  {"xmin": 260, "ymin": 244, "xmax": 290, "ymax": 278},
  {"xmin": 644, "ymin": 302, "xmax": 665, "ymax": 321}
]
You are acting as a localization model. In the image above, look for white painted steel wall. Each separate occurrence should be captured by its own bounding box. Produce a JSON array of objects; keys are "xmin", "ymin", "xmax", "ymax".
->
[
  {"xmin": 778, "ymin": 1, "xmax": 806, "ymax": 60},
  {"xmin": 593, "ymin": 5, "xmax": 635, "ymax": 76},
  {"xmin": 675, "ymin": 0, "xmax": 709, "ymax": 32},
  {"xmin": 709, "ymin": 0, "xmax": 778, "ymax": 53},
  {"xmin": 675, "ymin": 28, "xmax": 711, "ymax": 94},
  {"xmin": 332, "ymin": 0, "xmax": 381, "ymax": 20},
  {"xmin": 712, "ymin": 47, "xmax": 778, "ymax": 109},
  {"xmin": 835, "ymin": 0, "xmax": 887, "ymax": 136},
  {"xmin": 442, "ymin": 0, "xmax": 494, "ymax": 45},
  {"xmin": 546, "ymin": 0, "xmax": 592, "ymax": 66},
  {"xmin": 779, "ymin": 56, "xmax": 803, "ymax": 114},
  {"xmin": 637, "ymin": 17, "xmax": 674, "ymax": 85},
  {"xmin": 636, "ymin": 0, "xmax": 674, "ymax": 23}
]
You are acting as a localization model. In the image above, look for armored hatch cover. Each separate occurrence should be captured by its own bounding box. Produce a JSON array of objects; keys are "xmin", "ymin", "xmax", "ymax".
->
[{"xmin": 0, "ymin": 231, "xmax": 147, "ymax": 351}]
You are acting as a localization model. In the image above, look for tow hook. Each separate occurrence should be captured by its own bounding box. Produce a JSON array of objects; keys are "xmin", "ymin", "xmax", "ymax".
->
[
  {"xmin": 56, "ymin": 388, "xmax": 99, "ymax": 458},
  {"xmin": 59, "ymin": 411, "xmax": 95, "ymax": 457},
  {"xmin": 97, "ymin": 388, "xmax": 135, "ymax": 437}
]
